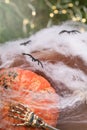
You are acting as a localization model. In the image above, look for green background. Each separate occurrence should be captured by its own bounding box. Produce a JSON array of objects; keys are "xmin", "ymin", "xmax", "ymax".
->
[{"xmin": 0, "ymin": 0, "xmax": 87, "ymax": 43}]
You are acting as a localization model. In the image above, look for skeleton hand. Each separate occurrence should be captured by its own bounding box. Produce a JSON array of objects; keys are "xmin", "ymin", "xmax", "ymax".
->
[{"xmin": 9, "ymin": 103, "xmax": 60, "ymax": 130}]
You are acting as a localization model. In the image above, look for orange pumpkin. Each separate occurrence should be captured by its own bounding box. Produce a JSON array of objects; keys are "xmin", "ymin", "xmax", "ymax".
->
[{"xmin": 0, "ymin": 68, "xmax": 59, "ymax": 130}]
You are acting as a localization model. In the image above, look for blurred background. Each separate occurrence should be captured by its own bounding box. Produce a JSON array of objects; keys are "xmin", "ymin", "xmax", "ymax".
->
[{"xmin": 0, "ymin": 0, "xmax": 87, "ymax": 43}]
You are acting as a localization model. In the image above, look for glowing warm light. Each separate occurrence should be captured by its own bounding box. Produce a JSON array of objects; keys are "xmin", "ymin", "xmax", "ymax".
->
[
  {"xmin": 23, "ymin": 19, "xmax": 29, "ymax": 25},
  {"xmin": 49, "ymin": 13, "xmax": 54, "ymax": 18},
  {"xmin": 68, "ymin": 3, "xmax": 73, "ymax": 7},
  {"xmin": 32, "ymin": 11, "xmax": 36, "ymax": 16},
  {"xmin": 76, "ymin": 16, "xmax": 81, "ymax": 21},
  {"xmin": 54, "ymin": 9, "xmax": 58, "ymax": 14},
  {"xmin": 5, "ymin": 0, "xmax": 10, "ymax": 4},
  {"xmin": 62, "ymin": 9, "xmax": 67, "ymax": 14},
  {"xmin": 31, "ymin": 23, "xmax": 35, "ymax": 29},
  {"xmin": 81, "ymin": 18, "xmax": 86, "ymax": 23},
  {"xmin": 52, "ymin": 6, "xmax": 56, "ymax": 10},
  {"xmin": 80, "ymin": 28, "xmax": 85, "ymax": 32},
  {"xmin": 72, "ymin": 17, "xmax": 77, "ymax": 21}
]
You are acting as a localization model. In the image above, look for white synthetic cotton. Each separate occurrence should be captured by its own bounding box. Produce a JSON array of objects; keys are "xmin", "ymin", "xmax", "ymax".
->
[{"xmin": 0, "ymin": 21, "xmax": 87, "ymax": 110}]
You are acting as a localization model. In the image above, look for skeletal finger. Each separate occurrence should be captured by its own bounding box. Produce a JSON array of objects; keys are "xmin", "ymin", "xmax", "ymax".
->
[
  {"xmin": 13, "ymin": 122, "xmax": 27, "ymax": 126},
  {"xmin": 9, "ymin": 109, "xmax": 25, "ymax": 117},
  {"xmin": 17, "ymin": 103, "xmax": 31, "ymax": 111},
  {"xmin": 10, "ymin": 104, "xmax": 26, "ymax": 114},
  {"xmin": 9, "ymin": 114, "xmax": 25, "ymax": 121},
  {"xmin": 14, "ymin": 105, "xmax": 25, "ymax": 113}
]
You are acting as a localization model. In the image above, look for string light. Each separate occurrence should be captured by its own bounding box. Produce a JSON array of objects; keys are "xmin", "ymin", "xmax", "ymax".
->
[
  {"xmin": 54, "ymin": 9, "xmax": 58, "ymax": 14},
  {"xmin": 5, "ymin": 0, "xmax": 10, "ymax": 4},
  {"xmin": 49, "ymin": 13, "xmax": 54, "ymax": 18},
  {"xmin": 68, "ymin": 3, "xmax": 73, "ymax": 7},
  {"xmin": 23, "ymin": 19, "xmax": 29, "ymax": 33},
  {"xmin": 52, "ymin": 6, "xmax": 56, "ymax": 10},
  {"xmin": 80, "ymin": 28, "xmax": 85, "ymax": 32},
  {"xmin": 81, "ymin": 18, "xmax": 86, "ymax": 23},
  {"xmin": 45, "ymin": 0, "xmax": 87, "ymax": 24},
  {"xmin": 62, "ymin": 9, "xmax": 67, "ymax": 14},
  {"xmin": 72, "ymin": 17, "xmax": 77, "ymax": 21},
  {"xmin": 76, "ymin": 16, "xmax": 81, "ymax": 21},
  {"xmin": 23, "ymin": 19, "xmax": 29, "ymax": 25},
  {"xmin": 32, "ymin": 11, "xmax": 36, "ymax": 16}
]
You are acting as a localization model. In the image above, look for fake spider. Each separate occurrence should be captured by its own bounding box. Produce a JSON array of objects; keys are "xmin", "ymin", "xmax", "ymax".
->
[
  {"xmin": 22, "ymin": 53, "xmax": 43, "ymax": 68},
  {"xmin": 59, "ymin": 30, "xmax": 80, "ymax": 35},
  {"xmin": 9, "ymin": 103, "xmax": 59, "ymax": 130},
  {"xmin": 20, "ymin": 40, "xmax": 31, "ymax": 46}
]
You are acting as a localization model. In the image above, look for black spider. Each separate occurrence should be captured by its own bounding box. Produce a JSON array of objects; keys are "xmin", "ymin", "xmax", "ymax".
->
[
  {"xmin": 22, "ymin": 53, "xmax": 43, "ymax": 68},
  {"xmin": 59, "ymin": 30, "xmax": 80, "ymax": 35},
  {"xmin": 20, "ymin": 40, "xmax": 31, "ymax": 46}
]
